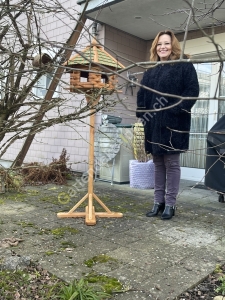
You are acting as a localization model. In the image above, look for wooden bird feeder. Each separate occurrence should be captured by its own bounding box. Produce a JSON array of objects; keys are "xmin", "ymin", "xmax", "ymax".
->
[
  {"xmin": 57, "ymin": 38, "xmax": 125, "ymax": 225},
  {"xmin": 66, "ymin": 39, "xmax": 124, "ymax": 94}
]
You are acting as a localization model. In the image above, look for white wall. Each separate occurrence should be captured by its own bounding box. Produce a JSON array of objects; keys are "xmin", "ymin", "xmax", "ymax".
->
[{"xmin": 180, "ymin": 33, "xmax": 225, "ymax": 55}]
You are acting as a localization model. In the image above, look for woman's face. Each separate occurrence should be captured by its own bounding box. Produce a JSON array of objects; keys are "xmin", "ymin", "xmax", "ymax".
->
[{"xmin": 156, "ymin": 34, "xmax": 172, "ymax": 61}]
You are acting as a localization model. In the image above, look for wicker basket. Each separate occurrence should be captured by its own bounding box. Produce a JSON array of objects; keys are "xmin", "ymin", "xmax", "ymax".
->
[{"xmin": 129, "ymin": 159, "xmax": 154, "ymax": 189}]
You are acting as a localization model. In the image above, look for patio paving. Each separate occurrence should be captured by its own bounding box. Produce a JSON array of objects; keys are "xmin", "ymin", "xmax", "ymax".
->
[{"xmin": 0, "ymin": 178, "xmax": 225, "ymax": 299}]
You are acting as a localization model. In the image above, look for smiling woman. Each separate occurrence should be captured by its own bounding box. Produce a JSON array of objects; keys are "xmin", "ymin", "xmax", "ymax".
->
[{"xmin": 136, "ymin": 29, "xmax": 199, "ymax": 220}]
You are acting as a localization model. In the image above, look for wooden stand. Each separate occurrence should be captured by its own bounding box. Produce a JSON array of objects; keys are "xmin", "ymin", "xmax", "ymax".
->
[{"xmin": 57, "ymin": 96, "xmax": 123, "ymax": 225}]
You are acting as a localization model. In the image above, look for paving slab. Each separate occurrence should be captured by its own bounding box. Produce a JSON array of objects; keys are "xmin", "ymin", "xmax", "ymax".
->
[{"xmin": 0, "ymin": 179, "xmax": 225, "ymax": 299}]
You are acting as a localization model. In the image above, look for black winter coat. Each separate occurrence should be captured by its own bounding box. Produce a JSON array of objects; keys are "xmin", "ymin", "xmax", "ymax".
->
[{"xmin": 136, "ymin": 62, "xmax": 199, "ymax": 155}]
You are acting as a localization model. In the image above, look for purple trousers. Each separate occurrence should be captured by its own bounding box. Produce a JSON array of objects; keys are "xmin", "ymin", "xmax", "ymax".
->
[{"xmin": 153, "ymin": 154, "xmax": 181, "ymax": 206}]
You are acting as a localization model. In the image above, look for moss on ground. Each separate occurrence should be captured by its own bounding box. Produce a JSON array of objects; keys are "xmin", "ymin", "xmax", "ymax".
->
[
  {"xmin": 215, "ymin": 264, "xmax": 223, "ymax": 273},
  {"xmin": 45, "ymin": 251, "xmax": 56, "ymax": 256},
  {"xmin": 17, "ymin": 221, "xmax": 35, "ymax": 228},
  {"xmin": 86, "ymin": 272, "xmax": 123, "ymax": 294},
  {"xmin": 0, "ymin": 193, "xmax": 28, "ymax": 202},
  {"xmin": 38, "ymin": 226, "xmax": 79, "ymax": 237},
  {"xmin": 40, "ymin": 195, "xmax": 59, "ymax": 205},
  {"xmin": 51, "ymin": 226, "xmax": 79, "ymax": 237},
  {"xmin": 84, "ymin": 254, "xmax": 118, "ymax": 268},
  {"xmin": 60, "ymin": 241, "xmax": 77, "ymax": 249},
  {"xmin": 27, "ymin": 189, "xmax": 40, "ymax": 196}
]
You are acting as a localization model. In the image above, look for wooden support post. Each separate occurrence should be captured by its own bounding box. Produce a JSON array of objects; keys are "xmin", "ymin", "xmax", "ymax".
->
[{"xmin": 57, "ymin": 96, "xmax": 123, "ymax": 225}]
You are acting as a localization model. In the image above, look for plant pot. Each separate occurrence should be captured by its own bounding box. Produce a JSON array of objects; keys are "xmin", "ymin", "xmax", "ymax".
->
[{"xmin": 129, "ymin": 159, "xmax": 154, "ymax": 189}]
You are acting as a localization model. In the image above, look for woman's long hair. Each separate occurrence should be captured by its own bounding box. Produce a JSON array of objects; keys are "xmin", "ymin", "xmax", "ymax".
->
[{"xmin": 150, "ymin": 30, "xmax": 188, "ymax": 61}]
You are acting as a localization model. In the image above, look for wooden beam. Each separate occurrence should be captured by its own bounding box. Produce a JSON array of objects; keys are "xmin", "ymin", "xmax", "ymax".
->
[{"xmin": 12, "ymin": 3, "xmax": 89, "ymax": 168}]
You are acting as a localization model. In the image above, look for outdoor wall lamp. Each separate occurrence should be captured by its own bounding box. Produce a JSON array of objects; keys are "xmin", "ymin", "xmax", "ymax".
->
[{"xmin": 125, "ymin": 71, "xmax": 138, "ymax": 95}]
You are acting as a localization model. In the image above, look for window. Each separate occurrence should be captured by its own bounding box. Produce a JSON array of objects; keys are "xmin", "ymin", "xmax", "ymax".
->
[
  {"xmin": 32, "ymin": 49, "xmax": 59, "ymax": 99},
  {"xmin": 219, "ymin": 66, "xmax": 225, "ymax": 97},
  {"xmin": 218, "ymin": 65, "xmax": 225, "ymax": 120},
  {"xmin": 190, "ymin": 63, "xmax": 211, "ymax": 134},
  {"xmin": 180, "ymin": 63, "xmax": 212, "ymax": 169},
  {"xmin": 0, "ymin": 59, "xmax": 7, "ymax": 100},
  {"xmin": 33, "ymin": 72, "xmax": 59, "ymax": 99},
  {"xmin": 0, "ymin": 70, "xmax": 6, "ymax": 100}
]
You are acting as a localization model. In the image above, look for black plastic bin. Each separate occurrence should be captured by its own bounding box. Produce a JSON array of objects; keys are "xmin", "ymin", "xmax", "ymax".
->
[{"xmin": 205, "ymin": 115, "xmax": 225, "ymax": 202}]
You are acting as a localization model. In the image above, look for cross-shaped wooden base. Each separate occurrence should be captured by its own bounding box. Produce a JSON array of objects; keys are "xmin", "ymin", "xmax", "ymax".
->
[
  {"xmin": 57, "ymin": 98, "xmax": 123, "ymax": 225},
  {"xmin": 57, "ymin": 192, "xmax": 123, "ymax": 225}
]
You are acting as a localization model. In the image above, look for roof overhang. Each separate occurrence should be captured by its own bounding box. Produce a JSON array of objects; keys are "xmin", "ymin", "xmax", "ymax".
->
[{"xmin": 77, "ymin": 0, "xmax": 225, "ymax": 40}]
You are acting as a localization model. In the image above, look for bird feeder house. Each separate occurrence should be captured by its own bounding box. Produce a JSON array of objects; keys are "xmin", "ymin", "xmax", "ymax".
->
[
  {"xmin": 58, "ymin": 39, "xmax": 125, "ymax": 226},
  {"xmin": 64, "ymin": 39, "xmax": 124, "ymax": 94}
]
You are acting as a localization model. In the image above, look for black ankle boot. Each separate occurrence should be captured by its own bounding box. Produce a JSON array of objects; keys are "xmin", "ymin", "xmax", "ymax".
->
[
  {"xmin": 146, "ymin": 203, "xmax": 165, "ymax": 217},
  {"xmin": 161, "ymin": 205, "xmax": 175, "ymax": 220}
]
